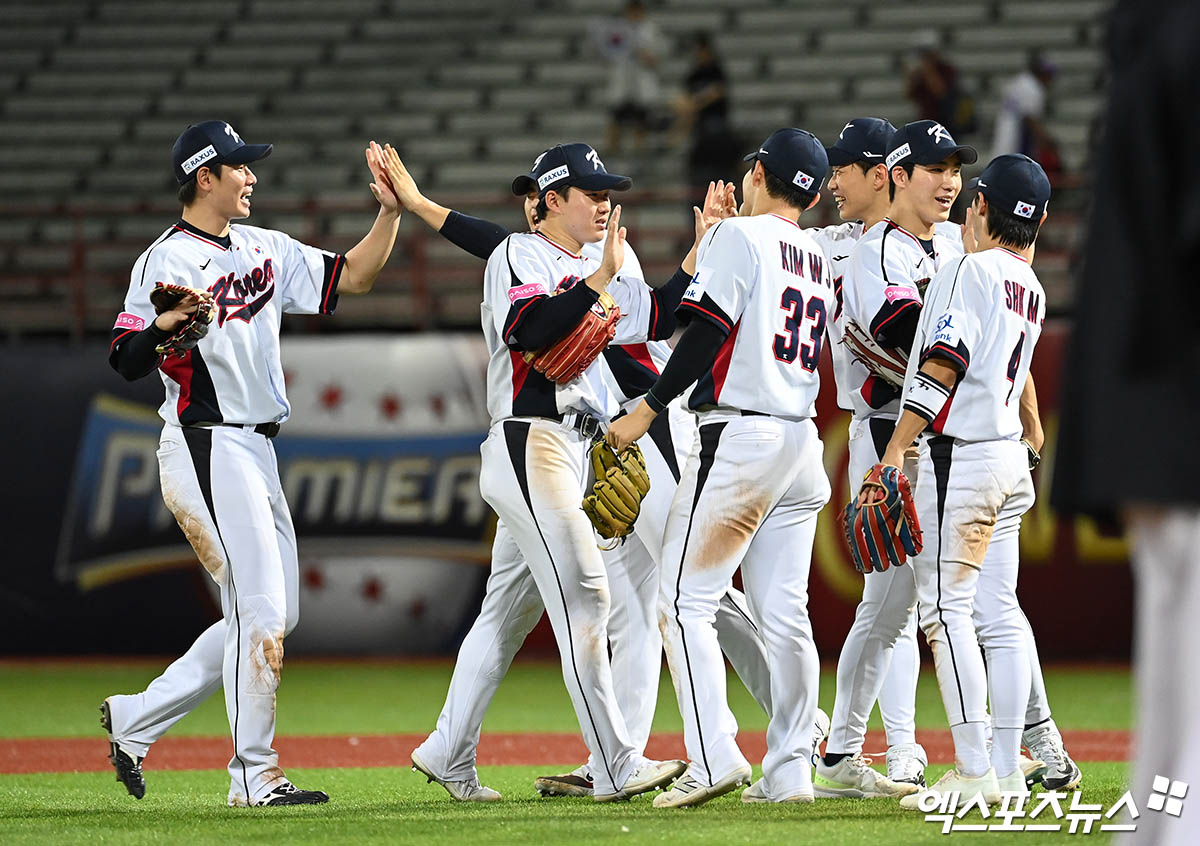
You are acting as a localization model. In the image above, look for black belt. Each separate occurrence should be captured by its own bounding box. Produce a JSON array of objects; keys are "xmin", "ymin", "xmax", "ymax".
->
[
  {"xmin": 696, "ymin": 404, "xmax": 767, "ymax": 417},
  {"xmin": 220, "ymin": 422, "xmax": 281, "ymax": 438},
  {"xmin": 554, "ymin": 412, "xmax": 605, "ymax": 440}
]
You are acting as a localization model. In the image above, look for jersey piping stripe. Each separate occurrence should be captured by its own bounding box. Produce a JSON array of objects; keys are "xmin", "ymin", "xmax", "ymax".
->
[
  {"xmin": 671, "ymin": 421, "xmax": 726, "ymax": 785},
  {"xmin": 768, "ymin": 213, "xmax": 801, "ymax": 229},
  {"xmin": 996, "ymin": 247, "xmax": 1030, "ymax": 264},
  {"xmin": 171, "ymin": 225, "xmax": 229, "ymax": 251},
  {"xmin": 137, "ymin": 228, "xmax": 178, "ymax": 291},
  {"xmin": 646, "ymin": 407, "xmax": 681, "ymax": 483},
  {"xmin": 535, "ymin": 232, "xmax": 582, "ymax": 259},
  {"xmin": 502, "ymin": 420, "xmax": 617, "ymax": 791},
  {"xmin": 677, "ymin": 301, "xmax": 732, "ymax": 333},
  {"xmin": 869, "ymin": 299, "xmax": 920, "ymax": 343},
  {"xmin": 319, "ymin": 253, "xmax": 343, "ymax": 315},
  {"xmin": 110, "ymin": 328, "xmax": 137, "ymax": 350},
  {"xmin": 182, "ymin": 426, "xmax": 251, "ymax": 801},
  {"xmin": 929, "ymin": 435, "xmax": 969, "ymax": 725}
]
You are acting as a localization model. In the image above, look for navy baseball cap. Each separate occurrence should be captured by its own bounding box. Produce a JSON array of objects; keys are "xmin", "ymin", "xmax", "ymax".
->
[
  {"xmin": 172, "ymin": 120, "xmax": 273, "ymax": 184},
  {"xmin": 510, "ymin": 143, "xmax": 632, "ymax": 197},
  {"xmin": 969, "ymin": 154, "xmax": 1051, "ymax": 221},
  {"xmin": 743, "ymin": 127, "xmax": 829, "ymax": 194},
  {"xmin": 825, "ymin": 117, "xmax": 896, "ymax": 167},
  {"xmin": 885, "ymin": 120, "xmax": 978, "ymax": 171}
]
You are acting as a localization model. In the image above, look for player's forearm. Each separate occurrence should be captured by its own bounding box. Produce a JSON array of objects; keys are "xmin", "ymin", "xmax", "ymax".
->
[
  {"xmin": 339, "ymin": 208, "xmax": 402, "ymax": 294},
  {"xmin": 1019, "ymin": 373, "xmax": 1043, "ymax": 452},
  {"xmin": 647, "ymin": 267, "xmax": 691, "ymax": 340},
  {"xmin": 439, "ymin": 211, "xmax": 511, "ymax": 261},
  {"xmin": 110, "ymin": 325, "xmax": 171, "ymax": 381},
  {"xmin": 584, "ymin": 266, "xmax": 616, "ymax": 295},
  {"xmin": 885, "ymin": 358, "xmax": 960, "ymax": 465},
  {"xmin": 509, "ymin": 282, "xmax": 600, "ymax": 351},
  {"xmin": 408, "ymin": 196, "xmax": 451, "ymax": 233},
  {"xmin": 642, "ymin": 317, "xmax": 726, "ymax": 413}
]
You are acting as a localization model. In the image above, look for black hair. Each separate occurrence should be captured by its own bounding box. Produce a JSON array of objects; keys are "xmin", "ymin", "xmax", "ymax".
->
[
  {"xmin": 851, "ymin": 160, "xmax": 875, "ymax": 175},
  {"xmin": 535, "ymin": 184, "xmax": 572, "ymax": 221},
  {"xmin": 888, "ymin": 162, "xmax": 915, "ymax": 201},
  {"xmin": 984, "ymin": 200, "xmax": 1041, "ymax": 250},
  {"xmin": 762, "ymin": 167, "xmax": 817, "ymax": 212},
  {"xmin": 178, "ymin": 162, "xmax": 223, "ymax": 206}
]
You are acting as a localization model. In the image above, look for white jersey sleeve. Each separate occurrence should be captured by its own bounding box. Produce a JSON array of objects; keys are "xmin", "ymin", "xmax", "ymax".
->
[
  {"xmin": 808, "ymin": 221, "xmax": 864, "ymax": 411},
  {"xmin": 902, "ymin": 248, "xmax": 1045, "ymax": 441},
  {"xmin": 246, "ymin": 227, "xmax": 344, "ymax": 316},
  {"xmin": 680, "ymin": 219, "xmax": 757, "ymax": 333}
]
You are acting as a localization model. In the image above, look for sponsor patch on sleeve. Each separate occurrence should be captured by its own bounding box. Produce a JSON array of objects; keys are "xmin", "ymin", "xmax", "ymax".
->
[
  {"xmin": 682, "ymin": 272, "xmax": 705, "ymax": 302},
  {"xmin": 884, "ymin": 285, "xmax": 919, "ymax": 303},
  {"xmin": 507, "ymin": 282, "xmax": 547, "ymax": 303},
  {"xmin": 931, "ymin": 312, "xmax": 960, "ymax": 346},
  {"xmin": 114, "ymin": 312, "xmax": 145, "ymax": 331}
]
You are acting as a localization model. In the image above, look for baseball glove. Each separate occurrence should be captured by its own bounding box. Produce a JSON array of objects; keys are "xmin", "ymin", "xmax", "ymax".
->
[
  {"xmin": 840, "ymin": 463, "xmax": 923, "ymax": 574},
  {"xmin": 841, "ymin": 321, "xmax": 908, "ymax": 388},
  {"xmin": 149, "ymin": 282, "xmax": 215, "ymax": 358},
  {"xmin": 1021, "ymin": 438, "xmax": 1041, "ymax": 471},
  {"xmin": 524, "ymin": 290, "xmax": 621, "ymax": 383},
  {"xmin": 582, "ymin": 440, "xmax": 651, "ymax": 546}
]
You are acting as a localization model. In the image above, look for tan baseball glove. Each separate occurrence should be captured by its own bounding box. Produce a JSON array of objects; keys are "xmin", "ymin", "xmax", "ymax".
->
[
  {"xmin": 582, "ymin": 440, "xmax": 651, "ymax": 545},
  {"xmin": 841, "ymin": 320, "xmax": 909, "ymax": 388},
  {"xmin": 149, "ymin": 282, "xmax": 215, "ymax": 358},
  {"xmin": 524, "ymin": 290, "xmax": 621, "ymax": 383}
]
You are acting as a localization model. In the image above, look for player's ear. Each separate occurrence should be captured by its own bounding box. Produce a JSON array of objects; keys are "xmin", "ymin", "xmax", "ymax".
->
[
  {"xmin": 872, "ymin": 163, "xmax": 888, "ymax": 191},
  {"xmin": 889, "ymin": 165, "xmax": 907, "ymax": 190},
  {"xmin": 752, "ymin": 161, "xmax": 766, "ymax": 186}
]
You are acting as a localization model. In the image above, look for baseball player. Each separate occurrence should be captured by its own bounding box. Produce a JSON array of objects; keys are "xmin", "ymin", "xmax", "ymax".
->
[
  {"xmin": 608, "ymin": 128, "xmax": 833, "ymax": 807},
  {"xmin": 377, "ymin": 148, "xmax": 805, "ymax": 800},
  {"xmin": 812, "ymin": 120, "xmax": 974, "ymax": 799},
  {"xmin": 442, "ymin": 142, "xmax": 688, "ymax": 803},
  {"xmin": 100, "ymin": 122, "xmax": 401, "ymax": 806},
  {"xmin": 868, "ymin": 154, "xmax": 1053, "ymax": 809}
]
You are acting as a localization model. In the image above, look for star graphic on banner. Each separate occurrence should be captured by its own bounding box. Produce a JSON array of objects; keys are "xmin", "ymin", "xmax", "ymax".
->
[
  {"xmin": 303, "ymin": 567, "xmax": 324, "ymax": 591},
  {"xmin": 283, "ymin": 369, "xmax": 295, "ymax": 388},
  {"xmin": 319, "ymin": 384, "xmax": 344, "ymax": 411},
  {"xmin": 429, "ymin": 394, "xmax": 446, "ymax": 419},
  {"xmin": 380, "ymin": 393, "xmax": 403, "ymax": 420},
  {"xmin": 409, "ymin": 598, "xmax": 427, "ymax": 619},
  {"xmin": 362, "ymin": 577, "xmax": 384, "ymax": 602}
]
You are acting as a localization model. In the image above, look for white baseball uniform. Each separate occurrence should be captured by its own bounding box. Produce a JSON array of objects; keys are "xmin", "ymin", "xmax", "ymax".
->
[
  {"xmin": 661, "ymin": 214, "xmax": 833, "ymax": 798},
  {"xmin": 414, "ymin": 243, "xmax": 773, "ymax": 784},
  {"xmin": 903, "ymin": 246, "xmax": 1045, "ymax": 778},
  {"xmin": 818, "ymin": 217, "xmax": 961, "ymax": 757},
  {"xmin": 104, "ymin": 219, "xmax": 343, "ymax": 805}
]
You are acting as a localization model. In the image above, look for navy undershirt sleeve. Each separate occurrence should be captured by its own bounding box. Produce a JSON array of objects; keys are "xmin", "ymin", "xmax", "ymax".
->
[
  {"xmin": 509, "ymin": 282, "xmax": 601, "ymax": 351},
  {"xmin": 643, "ymin": 318, "xmax": 726, "ymax": 412},
  {"xmin": 110, "ymin": 323, "xmax": 173, "ymax": 381},
  {"xmin": 439, "ymin": 211, "xmax": 512, "ymax": 260}
]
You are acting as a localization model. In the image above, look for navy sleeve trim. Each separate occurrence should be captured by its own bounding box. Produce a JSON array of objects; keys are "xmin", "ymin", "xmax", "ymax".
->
[
  {"xmin": 676, "ymin": 292, "xmax": 733, "ymax": 336},
  {"xmin": 921, "ymin": 340, "xmax": 971, "ymax": 372},
  {"xmin": 647, "ymin": 266, "xmax": 690, "ymax": 339},
  {"xmin": 320, "ymin": 252, "xmax": 344, "ymax": 315}
]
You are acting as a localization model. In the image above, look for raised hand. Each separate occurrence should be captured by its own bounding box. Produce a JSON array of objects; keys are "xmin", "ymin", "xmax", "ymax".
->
[
  {"xmin": 600, "ymin": 204, "xmax": 627, "ymax": 281},
  {"xmin": 365, "ymin": 141, "xmax": 400, "ymax": 214}
]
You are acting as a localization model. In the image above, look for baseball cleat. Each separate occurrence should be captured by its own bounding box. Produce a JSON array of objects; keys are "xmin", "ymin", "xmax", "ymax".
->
[
  {"xmin": 741, "ymin": 777, "xmax": 770, "ymax": 803},
  {"xmin": 1023, "ymin": 720, "xmax": 1082, "ymax": 790},
  {"xmin": 811, "ymin": 708, "xmax": 831, "ymax": 763},
  {"xmin": 595, "ymin": 758, "xmax": 686, "ymax": 802},
  {"xmin": 652, "ymin": 763, "xmax": 751, "ymax": 808},
  {"xmin": 99, "ymin": 699, "xmax": 145, "ymax": 799},
  {"xmin": 885, "ymin": 742, "xmax": 929, "ymax": 788},
  {"xmin": 411, "ymin": 750, "xmax": 501, "ymax": 802},
  {"xmin": 229, "ymin": 780, "xmax": 330, "ymax": 807},
  {"xmin": 535, "ymin": 764, "xmax": 593, "ymax": 797},
  {"xmin": 997, "ymin": 768, "xmax": 1032, "ymax": 800},
  {"xmin": 1020, "ymin": 754, "xmax": 1048, "ymax": 787},
  {"xmin": 814, "ymin": 753, "xmax": 919, "ymax": 798},
  {"xmin": 899, "ymin": 767, "xmax": 1001, "ymax": 811}
]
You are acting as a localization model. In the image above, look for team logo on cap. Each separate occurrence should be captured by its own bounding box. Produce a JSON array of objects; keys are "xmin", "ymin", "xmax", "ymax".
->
[
  {"xmin": 538, "ymin": 165, "xmax": 570, "ymax": 190},
  {"xmin": 1013, "ymin": 200, "xmax": 1035, "ymax": 218},
  {"xmin": 223, "ymin": 123, "xmax": 241, "ymax": 144},
  {"xmin": 926, "ymin": 122, "xmax": 953, "ymax": 144},
  {"xmin": 585, "ymin": 148, "xmax": 604, "ymax": 171},
  {"xmin": 886, "ymin": 143, "xmax": 911, "ymax": 169},
  {"xmin": 182, "ymin": 144, "xmax": 217, "ymax": 175},
  {"xmin": 839, "ymin": 122, "xmax": 854, "ymax": 139},
  {"xmin": 793, "ymin": 170, "xmax": 814, "ymax": 190}
]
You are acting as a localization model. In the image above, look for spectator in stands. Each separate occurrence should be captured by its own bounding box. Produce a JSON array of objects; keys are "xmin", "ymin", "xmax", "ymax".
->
[
  {"xmin": 674, "ymin": 32, "xmax": 741, "ymax": 219},
  {"xmin": 591, "ymin": 0, "xmax": 664, "ymax": 153},
  {"xmin": 991, "ymin": 52, "xmax": 1062, "ymax": 182},
  {"xmin": 905, "ymin": 30, "xmax": 977, "ymax": 139}
]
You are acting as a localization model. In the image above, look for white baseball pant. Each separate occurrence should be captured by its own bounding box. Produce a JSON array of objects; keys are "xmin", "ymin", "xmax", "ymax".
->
[
  {"xmin": 660, "ymin": 412, "xmax": 829, "ymax": 798},
  {"xmin": 104, "ymin": 423, "xmax": 300, "ymax": 805},
  {"xmin": 912, "ymin": 436, "xmax": 1035, "ymax": 779}
]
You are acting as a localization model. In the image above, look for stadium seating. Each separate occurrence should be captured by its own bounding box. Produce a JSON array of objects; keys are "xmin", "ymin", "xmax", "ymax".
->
[{"xmin": 0, "ymin": 0, "xmax": 1109, "ymax": 335}]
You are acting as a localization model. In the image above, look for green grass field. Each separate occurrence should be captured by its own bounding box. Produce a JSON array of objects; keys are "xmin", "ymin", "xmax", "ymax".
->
[{"xmin": 0, "ymin": 660, "xmax": 1133, "ymax": 845}]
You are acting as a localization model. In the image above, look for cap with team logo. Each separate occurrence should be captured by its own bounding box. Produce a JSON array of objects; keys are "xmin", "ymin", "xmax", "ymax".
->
[
  {"xmin": 884, "ymin": 120, "xmax": 978, "ymax": 171},
  {"xmin": 510, "ymin": 143, "xmax": 632, "ymax": 197},
  {"xmin": 172, "ymin": 120, "xmax": 273, "ymax": 184},
  {"xmin": 825, "ymin": 117, "xmax": 896, "ymax": 167},
  {"xmin": 968, "ymin": 154, "xmax": 1051, "ymax": 220},
  {"xmin": 743, "ymin": 127, "xmax": 829, "ymax": 194}
]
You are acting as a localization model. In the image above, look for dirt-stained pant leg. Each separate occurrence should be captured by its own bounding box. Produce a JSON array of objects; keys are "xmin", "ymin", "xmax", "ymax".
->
[
  {"xmin": 479, "ymin": 419, "xmax": 639, "ymax": 797},
  {"xmin": 828, "ymin": 418, "xmax": 919, "ymax": 755},
  {"xmin": 658, "ymin": 414, "xmax": 825, "ymax": 789},
  {"xmin": 415, "ymin": 522, "xmax": 545, "ymax": 781},
  {"xmin": 913, "ymin": 438, "xmax": 1028, "ymax": 776},
  {"xmin": 200, "ymin": 427, "xmax": 293, "ymax": 805},
  {"xmin": 739, "ymin": 418, "xmax": 829, "ymax": 798},
  {"xmin": 973, "ymin": 470, "xmax": 1034, "ymax": 778}
]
